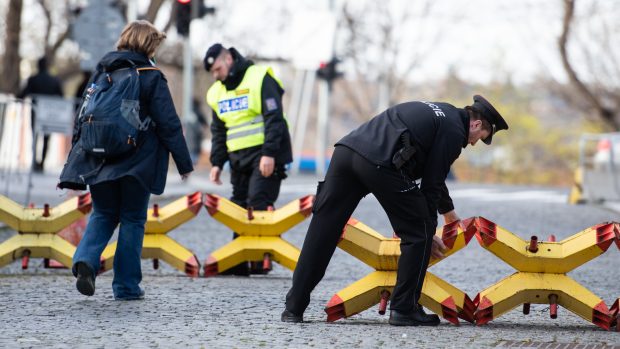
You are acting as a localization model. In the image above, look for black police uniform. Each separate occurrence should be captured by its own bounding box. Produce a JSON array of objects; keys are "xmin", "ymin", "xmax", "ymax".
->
[{"xmin": 285, "ymin": 101, "xmax": 471, "ymax": 316}]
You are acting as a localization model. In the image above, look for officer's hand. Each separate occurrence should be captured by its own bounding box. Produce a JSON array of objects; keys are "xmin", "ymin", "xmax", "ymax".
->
[
  {"xmin": 259, "ymin": 156, "xmax": 275, "ymax": 177},
  {"xmin": 210, "ymin": 166, "xmax": 222, "ymax": 185},
  {"xmin": 181, "ymin": 171, "xmax": 192, "ymax": 181},
  {"xmin": 442, "ymin": 210, "xmax": 460, "ymax": 225},
  {"xmin": 431, "ymin": 235, "xmax": 448, "ymax": 259}
]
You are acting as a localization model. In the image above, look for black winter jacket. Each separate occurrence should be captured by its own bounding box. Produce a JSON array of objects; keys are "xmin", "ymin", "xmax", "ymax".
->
[
  {"xmin": 209, "ymin": 48, "xmax": 293, "ymax": 169},
  {"xmin": 337, "ymin": 101, "xmax": 470, "ymax": 218},
  {"xmin": 58, "ymin": 51, "xmax": 193, "ymax": 194},
  {"xmin": 18, "ymin": 70, "xmax": 63, "ymax": 99}
]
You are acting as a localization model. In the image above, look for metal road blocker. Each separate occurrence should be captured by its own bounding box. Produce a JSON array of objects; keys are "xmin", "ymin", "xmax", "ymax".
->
[
  {"xmin": 568, "ymin": 167, "xmax": 584, "ymax": 204},
  {"xmin": 202, "ymin": 193, "xmax": 314, "ymax": 276},
  {"xmin": 324, "ymin": 218, "xmax": 477, "ymax": 325},
  {"xmin": 611, "ymin": 299, "xmax": 620, "ymax": 332},
  {"xmin": 100, "ymin": 192, "xmax": 203, "ymax": 277},
  {"xmin": 0, "ymin": 193, "xmax": 92, "ymax": 269},
  {"xmin": 472, "ymin": 216, "xmax": 617, "ymax": 330}
]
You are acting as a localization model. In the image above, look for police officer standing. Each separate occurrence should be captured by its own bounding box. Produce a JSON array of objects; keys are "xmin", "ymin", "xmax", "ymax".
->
[
  {"xmin": 281, "ymin": 95, "xmax": 508, "ymax": 325},
  {"xmin": 203, "ymin": 44, "xmax": 293, "ymax": 275}
]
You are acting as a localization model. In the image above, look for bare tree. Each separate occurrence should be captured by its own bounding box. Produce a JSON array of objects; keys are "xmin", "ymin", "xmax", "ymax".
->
[
  {"xmin": 337, "ymin": 0, "xmax": 440, "ymax": 120},
  {"xmin": 0, "ymin": 0, "xmax": 23, "ymax": 94},
  {"xmin": 38, "ymin": 0, "xmax": 71, "ymax": 64},
  {"xmin": 559, "ymin": 0, "xmax": 620, "ymax": 130},
  {"xmin": 144, "ymin": 0, "xmax": 166, "ymax": 23}
]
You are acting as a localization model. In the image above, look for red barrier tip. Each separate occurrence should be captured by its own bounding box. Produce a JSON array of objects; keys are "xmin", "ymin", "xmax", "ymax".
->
[{"xmin": 185, "ymin": 255, "xmax": 200, "ymax": 277}]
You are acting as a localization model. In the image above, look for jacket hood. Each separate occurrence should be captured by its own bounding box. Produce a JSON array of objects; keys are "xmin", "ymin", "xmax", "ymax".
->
[{"xmin": 96, "ymin": 50, "xmax": 151, "ymax": 72}]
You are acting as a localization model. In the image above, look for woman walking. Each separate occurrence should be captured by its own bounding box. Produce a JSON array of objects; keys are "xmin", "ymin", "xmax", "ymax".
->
[{"xmin": 58, "ymin": 20, "xmax": 193, "ymax": 300}]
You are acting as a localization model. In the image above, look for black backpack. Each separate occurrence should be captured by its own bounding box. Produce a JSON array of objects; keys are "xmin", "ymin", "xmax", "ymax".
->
[{"xmin": 77, "ymin": 64, "xmax": 158, "ymax": 158}]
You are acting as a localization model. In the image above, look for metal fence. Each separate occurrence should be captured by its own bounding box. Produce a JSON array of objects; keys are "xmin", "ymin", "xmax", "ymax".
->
[
  {"xmin": 578, "ymin": 132, "xmax": 620, "ymax": 203},
  {"xmin": 0, "ymin": 94, "xmax": 76, "ymax": 203}
]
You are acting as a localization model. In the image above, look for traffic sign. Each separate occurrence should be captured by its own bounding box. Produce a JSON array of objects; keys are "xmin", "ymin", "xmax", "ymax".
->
[
  {"xmin": 33, "ymin": 95, "xmax": 74, "ymax": 135},
  {"xmin": 72, "ymin": 1, "xmax": 125, "ymax": 71}
]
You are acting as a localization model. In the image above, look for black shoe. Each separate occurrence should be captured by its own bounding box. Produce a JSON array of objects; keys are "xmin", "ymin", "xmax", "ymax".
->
[
  {"xmin": 33, "ymin": 163, "xmax": 43, "ymax": 173},
  {"xmin": 389, "ymin": 306, "xmax": 440, "ymax": 326},
  {"xmin": 220, "ymin": 262, "xmax": 250, "ymax": 276},
  {"xmin": 281, "ymin": 309, "xmax": 303, "ymax": 323},
  {"xmin": 75, "ymin": 262, "xmax": 95, "ymax": 296}
]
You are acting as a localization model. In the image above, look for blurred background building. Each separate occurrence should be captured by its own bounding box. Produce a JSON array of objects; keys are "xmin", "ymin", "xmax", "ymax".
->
[{"xmin": 1, "ymin": 0, "xmax": 619, "ymax": 188}]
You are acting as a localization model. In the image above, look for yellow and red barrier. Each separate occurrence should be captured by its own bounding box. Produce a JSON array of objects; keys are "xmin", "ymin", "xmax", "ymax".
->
[
  {"xmin": 202, "ymin": 193, "xmax": 313, "ymax": 276},
  {"xmin": 472, "ymin": 217, "xmax": 617, "ymax": 330},
  {"xmin": 100, "ymin": 192, "xmax": 203, "ymax": 277},
  {"xmin": 324, "ymin": 218, "xmax": 477, "ymax": 325},
  {"xmin": 0, "ymin": 194, "xmax": 92, "ymax": 269}
]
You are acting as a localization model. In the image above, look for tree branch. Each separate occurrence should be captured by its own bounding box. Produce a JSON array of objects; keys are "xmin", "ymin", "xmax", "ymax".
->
[{"xmin": 558, "ymin": 0, "xmax": 617, "ymax": 129}]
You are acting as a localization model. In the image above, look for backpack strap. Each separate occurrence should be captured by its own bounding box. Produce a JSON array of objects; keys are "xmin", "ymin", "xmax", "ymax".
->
[
  {"xmin": 134, "ymin": 66, "xmax": 161, "ymax": 131},
  {"xmin": 137, "ymin": 67, "xmax": 160, "ymax": 74}
]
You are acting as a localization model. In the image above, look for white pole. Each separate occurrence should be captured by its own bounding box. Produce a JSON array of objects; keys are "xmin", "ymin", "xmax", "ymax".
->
[
  {"xmin": 286, "ymin": 68, "xmax": 304, "ymax": 135},
  {"xmin": 315, "ymin": 0, "xmax": 337, "ymax": 177},
  {"xmin": 316, "ymin": 80, "xmax": 329, "ymax": 176},
  {"xmin": 182, "ymin": 38, "xmax": 193, "ymax": 123},
  {"xmin": 291, "ymin": 70, "xmax": 316, "ymax": 175}
]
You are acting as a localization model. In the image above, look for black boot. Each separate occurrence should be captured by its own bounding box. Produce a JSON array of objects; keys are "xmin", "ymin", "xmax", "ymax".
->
[
  {"xmin": 281, "ymin": 309, "xmax": 303, "ymax": 323},
  {"xmin": 75, "ymin": 262, "xmax": 95, "ymax": 296},
  {"xmin": 220, "ymin": 262, "xmax": 250, "ymax": 276},
  {"xmin": 389, "ymin": 305, "xmax": 440, "ymax": 326}
]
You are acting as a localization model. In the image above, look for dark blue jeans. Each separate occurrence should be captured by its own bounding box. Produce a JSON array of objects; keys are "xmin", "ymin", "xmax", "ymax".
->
[{"xmin": 72, "ymin": 176, "xmax": 150, "ymax": 298}]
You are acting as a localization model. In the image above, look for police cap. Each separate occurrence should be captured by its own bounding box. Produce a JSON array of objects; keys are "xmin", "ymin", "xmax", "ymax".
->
[
  {"xmin": 203, "ymin": 43, "xmax": 224, "ymax": 72},
  {"xmin": 471, "ymin": 94, "xmax": 509, "ymax": 145}
]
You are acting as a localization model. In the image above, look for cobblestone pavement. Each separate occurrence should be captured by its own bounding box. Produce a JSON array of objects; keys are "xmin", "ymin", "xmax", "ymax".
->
[{"xmin": 1, "ymin": 172, "xmax": 619, "ymax": 348}]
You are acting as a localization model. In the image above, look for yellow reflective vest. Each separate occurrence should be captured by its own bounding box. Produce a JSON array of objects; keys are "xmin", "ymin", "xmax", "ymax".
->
[{"xmin": 206, "ymin": 65, "xmax": 284, "ymax": 152}]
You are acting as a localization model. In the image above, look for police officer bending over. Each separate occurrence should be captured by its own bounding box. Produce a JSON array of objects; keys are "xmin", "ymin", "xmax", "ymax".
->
[
  {"xmin": 282, "ymin": 95, "xmax": 508, "ymax": 326},
  {"xmin": 204, "ymin": 44, "xmax": 293, "ymax": 275}
]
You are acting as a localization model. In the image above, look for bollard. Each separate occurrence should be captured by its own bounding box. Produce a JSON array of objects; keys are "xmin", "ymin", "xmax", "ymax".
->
[
  {"xmin": 378, "ymin": 290, "xmax": 390, "ymax": 315},
  {"xmin": 528, "ymin": 235, "xmax": 538, "ymax": 253},
  {"xmin": 247, "ymin": 206, "xmax": 254, "ymax": 221},
  {"xmin": 152, "ymin": 203, "xmax": 159, "ymax": 218},
  {"xmin": 262, "ymin": 253, "xmax": 272, "ymax": 272},
  {"xmin": 523, "ymin": 303, "xmax": 530, "ymax": 315},
  {"xmin": 42, "ymin": 204, "xmax": 50, "ymax": 217},
  {"xmin": 21, "ymin": 250, "xmax": 31, "ymax": 269},
  {"xmin": 549, "ymin": 294, "xmax": 559, "ymax": 319}
]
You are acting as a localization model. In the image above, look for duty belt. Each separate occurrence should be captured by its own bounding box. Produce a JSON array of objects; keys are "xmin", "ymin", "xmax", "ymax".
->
[{"xmin": 392, "ymin": 132, "xmax": 417, "ymax": 170}]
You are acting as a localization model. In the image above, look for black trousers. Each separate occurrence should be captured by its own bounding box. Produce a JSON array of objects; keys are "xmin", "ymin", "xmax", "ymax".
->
[
  {"xmin": 229, "ymin": 156, "xmax": 285, "ymax": 210},
  {"xmin": 285, "ymin": 146, "xmax": 435, "ymax": 314},
  {"xmin": 227, "ymin": 155, "xmax": 285, "ymax": 272},
  {"xmin": 31, "ymin": 112, "xmax": 49, "ymax": 169}
]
